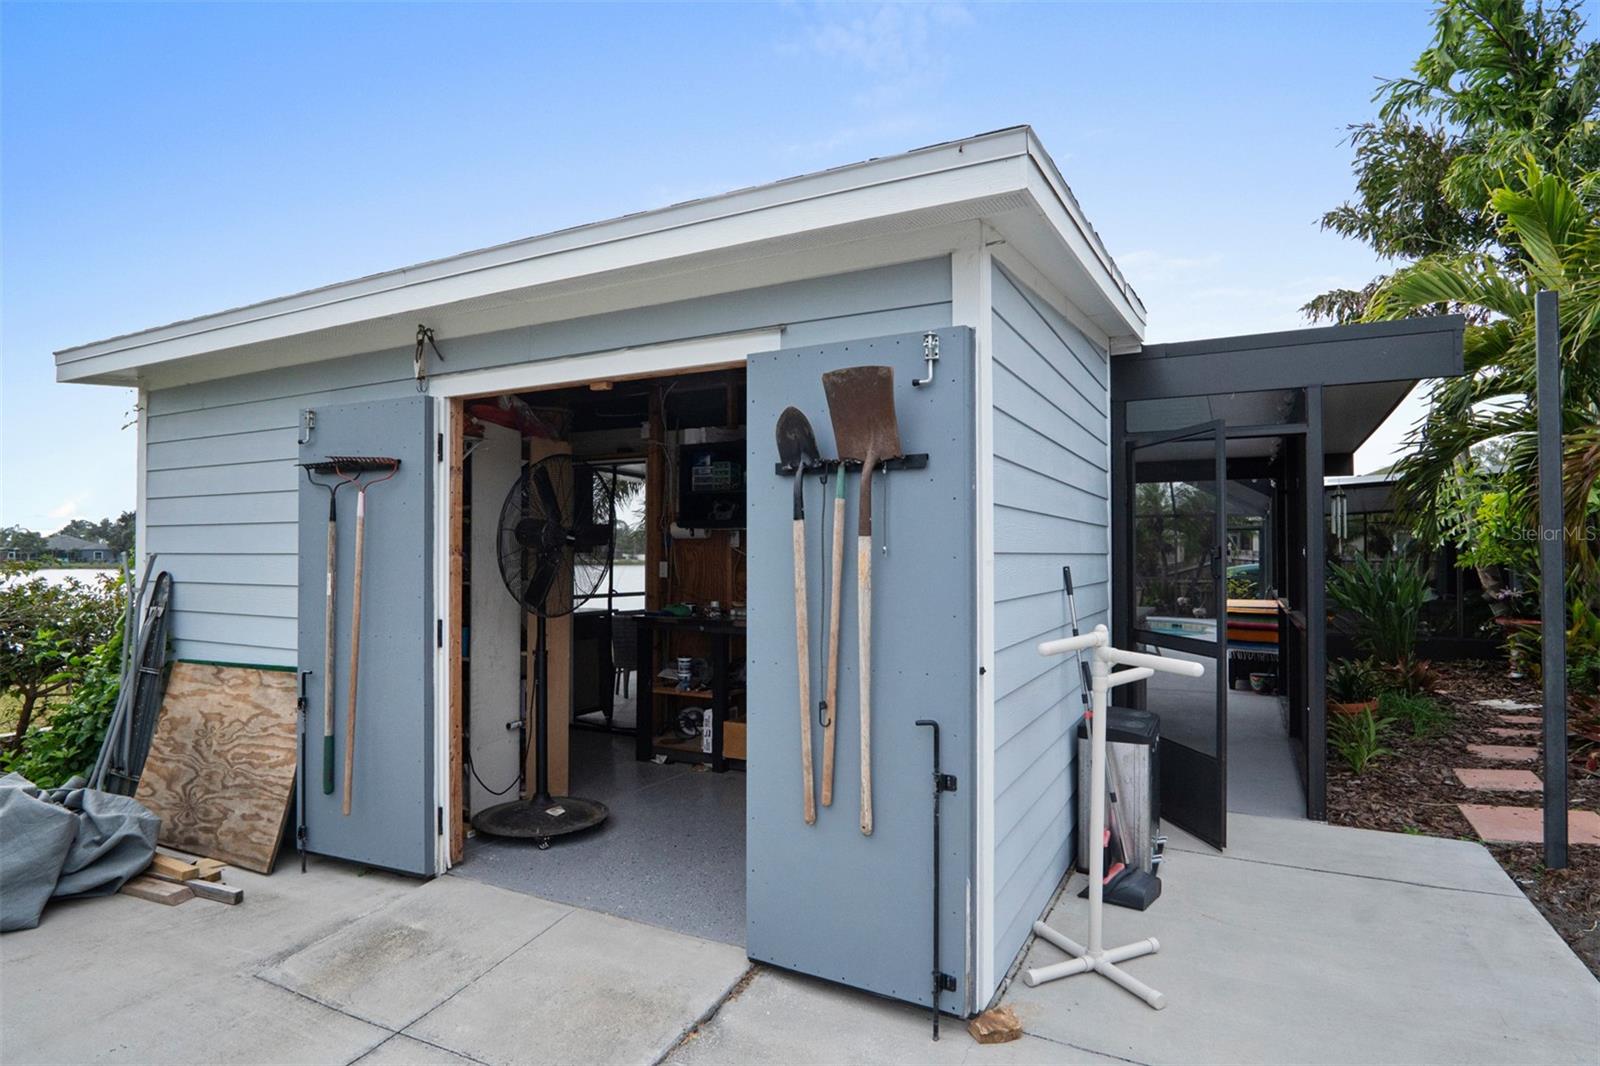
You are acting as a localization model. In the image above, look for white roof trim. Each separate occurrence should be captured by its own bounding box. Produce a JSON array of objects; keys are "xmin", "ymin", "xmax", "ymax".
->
[{"xmin": 57, "ymin": 126, "xmax": 1145, "ymax": 385}]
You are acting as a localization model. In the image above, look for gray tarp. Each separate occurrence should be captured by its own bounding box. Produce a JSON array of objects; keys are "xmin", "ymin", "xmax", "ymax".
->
[{"xmin": 0, "ymin": 772, "xmax": 159, "ymax": 932}]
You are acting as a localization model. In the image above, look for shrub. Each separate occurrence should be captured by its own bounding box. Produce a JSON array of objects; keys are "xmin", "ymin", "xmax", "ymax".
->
[
  {"xmin": 1328, "ymin": 658, "xmax": 1382, "ymax": 703},
  {"xmin": 1329, "ymin": 709, "xmax": 1395, "ymax": 773},
  {"xmin": 1327, "ymin": 556, "xmax": 1433, "ymax": 666},
  {"xmin": 1, "ymin": 630, "xmax": 122, "ymax": 787},
  {"xmin": 1379, "ymin": 689, "xmax": 1453, "ymax": 738},
  {"xmin": 0, "ymin": 564, "xmax": 123, "ymax": 749}
]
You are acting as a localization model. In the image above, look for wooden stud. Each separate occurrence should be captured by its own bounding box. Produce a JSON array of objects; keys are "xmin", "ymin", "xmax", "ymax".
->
[
  {"xmin": 147, "ymin": 853, "xmax": 199, "ymax": 882},
  {"xmin": 448, "ymin": 396, "xmax": 466, "ymax": 865},
  {"xmin": 120, "ymin": 875, "xmax": 193, "ymax": 906},
  {"xmin": 188, "ymin": 880, "xmax": 244, "ymax": 905}
]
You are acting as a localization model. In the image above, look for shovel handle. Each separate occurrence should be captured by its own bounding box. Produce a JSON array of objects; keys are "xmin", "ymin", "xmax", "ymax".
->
[
  {"xmin": 794, "ymin": 518, "xmax": 816, "ymax": 825},
  {"xmin": 858, "ymin": 532, "xmax": 873, "ymax": 836},
  {"xmin": 822, "ymin": 467, "xmax": 845, "ymax": 807}
]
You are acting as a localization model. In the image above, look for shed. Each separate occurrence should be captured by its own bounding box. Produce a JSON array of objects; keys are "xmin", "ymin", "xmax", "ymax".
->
[{"xmin": 56, "ymin": 126, "xmax": 1461, "ymax": 1015}]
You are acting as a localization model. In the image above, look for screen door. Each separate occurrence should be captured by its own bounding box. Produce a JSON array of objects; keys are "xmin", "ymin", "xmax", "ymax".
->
[{"xmin": 1127, "ymin": 420, "xmax": 1228, "ymax": 848}]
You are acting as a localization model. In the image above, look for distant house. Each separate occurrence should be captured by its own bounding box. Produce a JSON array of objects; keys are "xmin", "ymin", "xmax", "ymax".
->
[{"xmin": 14, "ymin": 534, "xmax": 118, "ymax": 564}]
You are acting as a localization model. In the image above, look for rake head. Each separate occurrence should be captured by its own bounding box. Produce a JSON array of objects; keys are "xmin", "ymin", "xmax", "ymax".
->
[{"xmin": 301, "ymin": 455, "xmax": 401, "ymax": 475}]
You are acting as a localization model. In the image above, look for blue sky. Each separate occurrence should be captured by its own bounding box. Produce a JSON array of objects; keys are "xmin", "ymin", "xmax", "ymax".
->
[{"xmin": 1, "ymin": 1, "xmax": 1438, "ymax": 530}]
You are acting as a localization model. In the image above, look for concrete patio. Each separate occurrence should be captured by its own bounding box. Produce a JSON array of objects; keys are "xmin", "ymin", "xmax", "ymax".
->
[{"xmin": 1, "ymin": 813, "xmax": 1594, "ymax": 1065}]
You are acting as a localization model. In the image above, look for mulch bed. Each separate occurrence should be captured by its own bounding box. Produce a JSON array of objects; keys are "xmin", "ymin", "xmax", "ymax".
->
[{"xmin": 1324, "ymin": 660, "xmax": 1600, "ymax": 978}]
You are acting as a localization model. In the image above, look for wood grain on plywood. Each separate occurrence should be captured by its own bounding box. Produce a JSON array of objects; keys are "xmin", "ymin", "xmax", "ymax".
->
[{"xmin": 134, "ymin": 662, "xmax": 298, "ymax": 874}]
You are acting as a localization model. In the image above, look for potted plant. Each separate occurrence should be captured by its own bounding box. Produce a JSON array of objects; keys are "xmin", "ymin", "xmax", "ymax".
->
[{"xmin": 1327, "ymin": 657, "xmax": 1381, "ymax": 716}]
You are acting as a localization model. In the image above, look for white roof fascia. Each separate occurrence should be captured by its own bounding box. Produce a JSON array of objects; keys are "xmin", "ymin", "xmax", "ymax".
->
[{"xmin": 57, "ymin": 127, "xmax": 1145, "ymax": 385}]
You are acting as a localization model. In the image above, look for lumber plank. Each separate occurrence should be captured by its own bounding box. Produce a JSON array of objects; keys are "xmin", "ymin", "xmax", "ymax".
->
[
  {"xmin": 148, "ymin": 853, "xmax": 199, "ymax": 881},
  {"xmin": 120, "ymin": 875, "xmax": 194, "ymax": 906},
  {"xmin": 187, "ymin": 880, "xmax": 244, "ymax": 905}
]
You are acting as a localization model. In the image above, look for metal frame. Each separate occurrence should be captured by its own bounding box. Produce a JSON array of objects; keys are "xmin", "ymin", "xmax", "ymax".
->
[
  {"xmin": 1536, "ymin": 291, "xmax": 1567, "ymax": 869},
  {"xmin": 1112, "ymin": 393, "xmax": 1330, "ymax": 832},
  {"xmin": 1112, "ymin": 317, "xmax": 1465, "ymax": 401},
  {"xmin": 1122, "ymin": 419, "xmax": 1230, "ymax": 847}
]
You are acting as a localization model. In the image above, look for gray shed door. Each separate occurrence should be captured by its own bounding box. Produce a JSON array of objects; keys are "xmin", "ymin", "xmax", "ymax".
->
[
  {"xmin": 746, "ymin": 328, "xmax": 976, "ymax": 1010},
  {"xmin": 297, "ymin": 396, "xmax": 437, "ymax": 876}
]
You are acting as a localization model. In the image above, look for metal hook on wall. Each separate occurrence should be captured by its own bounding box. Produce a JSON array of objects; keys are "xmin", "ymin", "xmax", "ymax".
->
[{"xmin": 911, "ymin": 331, "xmax": 940, "ymax": 388}]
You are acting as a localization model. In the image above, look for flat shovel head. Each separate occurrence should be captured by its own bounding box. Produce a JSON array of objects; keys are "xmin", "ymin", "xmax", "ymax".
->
[
  {"xmin": 823, "ymin": 365, "xmax": 904, "ymax": 536},
  {"xmin": 822, "ymin": 366, "xmax": 903, "ymax": 468}
]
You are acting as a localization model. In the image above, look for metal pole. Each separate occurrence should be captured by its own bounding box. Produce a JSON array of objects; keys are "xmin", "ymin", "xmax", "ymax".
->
[{"xmin": 1536, "ymin": 290, "xmax": 1567, "ymax": 870}]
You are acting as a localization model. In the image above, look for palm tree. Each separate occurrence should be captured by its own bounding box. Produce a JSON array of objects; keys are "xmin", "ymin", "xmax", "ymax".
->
[{"xmin": 1366, "ymin": 161, "xmax": 1600, "ymax": 592}]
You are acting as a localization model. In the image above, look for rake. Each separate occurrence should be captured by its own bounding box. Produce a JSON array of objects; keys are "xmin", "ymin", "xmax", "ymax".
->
[{"xmin": 301, "ymin": 456, "xmax": 400, "ymax": 815}]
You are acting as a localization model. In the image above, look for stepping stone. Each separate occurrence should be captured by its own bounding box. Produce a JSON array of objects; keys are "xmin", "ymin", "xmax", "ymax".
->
[
  {"xmin": 1454, "ymin": 768, "xmax": 1543, "ymax": 792},
  {"xmin": 1476, "ymin": 699, "xmax": 1539, "ymax": 712},
  {"xmin": 1467, "ymin": 744, "xmax": 1538, "ymax": 763},
  {"xmin": 1488, "ymin": 727, "xmax": 1538, "ymax": 739},
  {"xmin": 1458, "ymin": 804, "xmax": 1600, "ymax": 845},
  {"xmin": 1499, "ymin": 715, "xmax": 1541, "ymax": 725}
]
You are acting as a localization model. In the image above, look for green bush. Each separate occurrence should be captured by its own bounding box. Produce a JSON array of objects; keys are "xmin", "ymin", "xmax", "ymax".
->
[
  {"xmin": 1, "ymin": 629, "xmax": 122, "ymax": 787},
  {"xmin": 1327, "ymin": 556, "xmax": 1433, "ymax": 666},
  {"xmin": 1378, "ymin": 689, "xmax": 1454, "ymax": 738},
  {"xmin": 1329, "ymin": 708, "xmax": 1395, "ymax": 773},
  {"xmin": 1328, "ymin": 657, "xmax": 1382, "ymax": 703}
]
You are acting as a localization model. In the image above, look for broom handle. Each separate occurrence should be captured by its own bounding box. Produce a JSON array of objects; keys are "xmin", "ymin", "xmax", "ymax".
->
[
  {"xmin": 343, "ymin": 489, "xmax": 367, "ymax": 816},
  {"xmin": 322, "ymin": 498, "xmax": 337, "ymax": 795},
  {"xmin": 822, "ymin": 467, "xmax": 845, "ymax": 807},
  {"xmin": 858, "ymin": 454, "xmax": 878, "ymax": 837}
]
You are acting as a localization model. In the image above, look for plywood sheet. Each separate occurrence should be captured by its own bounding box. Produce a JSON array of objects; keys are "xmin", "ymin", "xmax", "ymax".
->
[{"xmin": 135, "ymin": 662, "xmax": 299, "ymax": 874}]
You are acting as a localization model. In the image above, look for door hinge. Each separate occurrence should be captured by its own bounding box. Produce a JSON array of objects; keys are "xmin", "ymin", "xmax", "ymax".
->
[
  {"xmin": 935, "ymin": 972, "xmax": 958, "ymax": 992},
  {"xmin": 437, "ymin": 432, "xmax": 444, "ymax": 462},
  {"xmin": 437, "ymin": 806, "xmax": 444, "ymax": 834},
  {"xmin": 935, "ymin": 772, "xmax": 958, "ymax": 793},
  {"xmin": 297, "ymin": 669, "xmax": 310, "ymax": 713},
  {"xmin": 437, "ymin": 619, "xmax": 444, "ymax": 648}
]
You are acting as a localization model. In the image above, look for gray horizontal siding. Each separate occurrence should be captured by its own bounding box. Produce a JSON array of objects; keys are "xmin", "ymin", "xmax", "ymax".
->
[
  {"xmin": 144, "ymin": 257, "xmax": 952, "ymax": 665},
  {"xmin": 989, "ymin": 262, "xmax": 1111, "ymax": 983}
]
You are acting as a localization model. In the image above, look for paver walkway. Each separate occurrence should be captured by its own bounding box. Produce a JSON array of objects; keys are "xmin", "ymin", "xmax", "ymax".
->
[
  {"xmin": 1455, "ymin": 767, "xmax": 1543, "ymax": 791},
  {"xmin": 1452, "ymin": 711, "xmax": 1597, "ymax": 849},
  {"xmin": 1466, "ymin": 743, "xmax": 1538, "ymax": 762},
  {"xmin": 1459, "ymin": 805, "xmax": 1600, "ymax": 845}
]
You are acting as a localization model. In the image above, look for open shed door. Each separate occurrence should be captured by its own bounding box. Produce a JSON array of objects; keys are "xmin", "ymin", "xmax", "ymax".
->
[
  {"xmin": 747, "ymin": 328, "xmax": 976, "ymax": 1011},
  {"xmin": 298, "ymin": 395, "xmax": 438, "ymax": 876}
]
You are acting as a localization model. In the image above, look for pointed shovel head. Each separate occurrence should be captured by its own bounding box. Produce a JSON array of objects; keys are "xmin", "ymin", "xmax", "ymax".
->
[
  {"xmin": 822, "ymin": 365, "xmax": 903, "ymax": 534},
  {"xmin": 776, "ymin": 407, "xmax": 821, "ymax": 520}
]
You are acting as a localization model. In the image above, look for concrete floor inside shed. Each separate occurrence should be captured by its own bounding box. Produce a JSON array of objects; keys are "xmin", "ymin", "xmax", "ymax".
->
[
  {"xmin": 455, "ymin": 728, "xmax": 746, "ymax": 945},
  {"xmin": 3, "ymin": 813, "xmax": 1595, "ymax": 1065}
]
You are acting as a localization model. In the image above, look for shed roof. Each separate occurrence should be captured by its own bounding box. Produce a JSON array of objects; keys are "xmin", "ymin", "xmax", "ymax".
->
[{"xmin": 57, "ymin": 126, "xmax": 1145, "ymax": 387}]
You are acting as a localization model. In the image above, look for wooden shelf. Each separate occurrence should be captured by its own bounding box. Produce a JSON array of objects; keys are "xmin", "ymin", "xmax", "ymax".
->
[{"xmin": 651, "ymin": 685, "xmax": 745, "ymax": 702}]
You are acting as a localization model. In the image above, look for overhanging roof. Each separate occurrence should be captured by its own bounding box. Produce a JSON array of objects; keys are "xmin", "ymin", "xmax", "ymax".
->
[
  {"xmin": 1112, "ymin": 316, "xmax": 1465, "ymax": 402},
  {"xmin": 57, "ymin": 126, "xmax": 1147, "ymax": 387}
]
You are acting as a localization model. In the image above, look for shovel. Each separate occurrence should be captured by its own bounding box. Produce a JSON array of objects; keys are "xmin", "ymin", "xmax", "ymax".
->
[
  {"xmin": 775, "ymin": 407, "xmax": 820, "ymax": 825},
  {"xmin": 822, "ymin": 366, "xmax": 903, "ymax": 836}
]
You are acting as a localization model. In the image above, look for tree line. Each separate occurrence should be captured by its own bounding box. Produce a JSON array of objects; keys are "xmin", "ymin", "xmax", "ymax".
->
[{"xmin": 1, "ymin": 513, "xmax": 136, "ymax": 557}]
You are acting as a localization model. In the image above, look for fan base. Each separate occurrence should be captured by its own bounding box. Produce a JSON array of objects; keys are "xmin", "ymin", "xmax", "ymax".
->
[{"xmin": 471, "ymin": 795, "xmax": 610, "ymax": 848}]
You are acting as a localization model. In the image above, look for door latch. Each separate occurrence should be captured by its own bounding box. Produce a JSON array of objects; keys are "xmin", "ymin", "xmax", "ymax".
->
[{"xmin": 912, "ymin": 331, "xmax": 940, "ymax": 388}]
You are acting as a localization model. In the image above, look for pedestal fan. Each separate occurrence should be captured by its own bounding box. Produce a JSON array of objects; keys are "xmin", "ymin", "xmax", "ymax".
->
[{"xmin": 471, "ymin": 454, "xmax": 615, "ymax": 847}]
